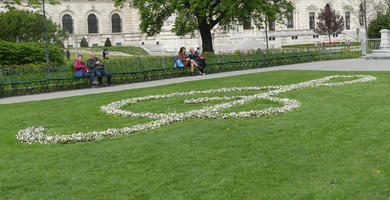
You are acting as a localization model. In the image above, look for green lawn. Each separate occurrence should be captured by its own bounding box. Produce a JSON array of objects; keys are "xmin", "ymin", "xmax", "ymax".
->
[
  {"xmin": 1, "ymin": 70, "xmax": 390, "ymax": 199},
  {"xmin": 72, "ymin": 46, "xmax": 149, "ymax": 56}
]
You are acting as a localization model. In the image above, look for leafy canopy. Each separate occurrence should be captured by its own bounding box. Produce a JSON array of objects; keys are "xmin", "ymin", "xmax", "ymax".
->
[
  {"xmin": 315, "ymin": 5, "xmax": 344, "ymax": 37},
  {"xmin": 0, "ymin": 9, "xmax": 67, "ymax": 43},
  {"xmin": 0, "ymin": 0, "xmax": 59, "ymax": 9},
  {"xmin": 367, "ymin": 11, "xmax": 390, "ymax": 38},
  {"xmin": 114, "ymin": 0, "xmax": 293, "ymax": 37}
]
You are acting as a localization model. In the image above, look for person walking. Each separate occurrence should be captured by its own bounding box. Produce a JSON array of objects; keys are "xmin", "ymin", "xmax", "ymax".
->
[{"xmin": 65, "ymin": 49, "xmax": 71, "ymax": 60}]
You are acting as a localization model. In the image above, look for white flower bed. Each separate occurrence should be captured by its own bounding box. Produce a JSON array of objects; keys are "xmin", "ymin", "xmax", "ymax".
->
[{"xmin": 16, "ymin": 75, "xmax": 376, "ymax": 144}]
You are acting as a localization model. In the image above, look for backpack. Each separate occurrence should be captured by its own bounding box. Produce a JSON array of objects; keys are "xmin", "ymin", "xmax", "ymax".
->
[{"xmin": 197, "ymin": 56, "xmax": 206, "ymax": 68}]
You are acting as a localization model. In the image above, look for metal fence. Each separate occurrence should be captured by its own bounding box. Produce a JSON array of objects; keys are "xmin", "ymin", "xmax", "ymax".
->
[
  {"xmin": 0, "ymin": 49, "xmax": 361, "ymax": 98},
  {"xmin": 362, "ymin": 38, "xmax": 381, "ymax": 56}
]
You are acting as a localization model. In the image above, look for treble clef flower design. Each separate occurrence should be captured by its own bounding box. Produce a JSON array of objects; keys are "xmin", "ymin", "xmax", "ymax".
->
[{"xmin": 16, "ymin": 75, "xmax": 376, "ymax": 144}]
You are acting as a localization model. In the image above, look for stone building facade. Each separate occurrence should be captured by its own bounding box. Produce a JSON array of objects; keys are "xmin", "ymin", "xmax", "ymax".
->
[{"xmin": 2, "ymin": 0, "xmax": 386, "ymax": 54}]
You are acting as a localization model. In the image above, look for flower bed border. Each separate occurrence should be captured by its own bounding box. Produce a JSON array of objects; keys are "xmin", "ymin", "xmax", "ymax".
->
[{"xmin": 16, "ymin": 75, "xmax": 376, "ymax": 144}]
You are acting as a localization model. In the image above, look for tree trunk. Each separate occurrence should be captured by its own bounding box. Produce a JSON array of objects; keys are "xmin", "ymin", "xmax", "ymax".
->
[
  {"xmin": 198, "ymin": 19, "xmax": 214, "ymax": 53},
  {"xmin": 328, "ymin": 33, "xmax": 331, "ymax": 49},
  {"xmin": 265, "ymin": 21, "xmax": 269, "ymax": 50}
]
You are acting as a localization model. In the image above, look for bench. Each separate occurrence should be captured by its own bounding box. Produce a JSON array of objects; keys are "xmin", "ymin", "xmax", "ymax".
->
[{"xmin": 0, "ymin": 52, "xmax": 346, "ymax": 98}]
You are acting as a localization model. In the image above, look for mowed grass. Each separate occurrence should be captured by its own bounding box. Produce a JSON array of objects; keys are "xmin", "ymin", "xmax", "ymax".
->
[{"xmin": 1, "ymin": 70, "xmax": 390, "ymax": 199}]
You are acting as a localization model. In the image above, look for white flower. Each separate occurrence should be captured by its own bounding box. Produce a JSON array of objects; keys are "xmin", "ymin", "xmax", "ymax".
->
[{"xmin": 16, "ymin": 75, "xmax": 377, "ymax": 144}]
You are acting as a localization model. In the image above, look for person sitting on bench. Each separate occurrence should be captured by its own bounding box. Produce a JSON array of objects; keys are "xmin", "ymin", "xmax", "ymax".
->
[
  {"xmin": 178, "ymin": 47, "xmax": 199, "ymax": 76},
  {"xmin": 73, "ymin": 55, "xmax": 98, "ymax": 87},
  {"xmin": 87, "ymin": 52, "xmax": 112, "ymax": 86}
]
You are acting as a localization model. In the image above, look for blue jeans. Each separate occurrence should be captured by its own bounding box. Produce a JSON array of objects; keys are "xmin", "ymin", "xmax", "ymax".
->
[
  {"xmin": 74, "ymin": 71, "xmax": 96, "ymax": 86},
  {"xmin": 94, "ymin": 68, "xmax": 112, "ymax": 85}
]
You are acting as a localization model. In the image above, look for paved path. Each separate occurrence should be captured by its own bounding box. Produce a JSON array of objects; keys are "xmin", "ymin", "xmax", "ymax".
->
[{"xmin": 1, "ymin": 59, "xmax": 389, "ymax": 104}]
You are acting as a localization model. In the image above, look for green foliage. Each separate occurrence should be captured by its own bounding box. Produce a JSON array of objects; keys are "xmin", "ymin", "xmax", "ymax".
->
[
  {"xmin": 80, "ymin": 37, "xmax": 89, "ymax": 47},
  {"xmin": 1, "ymin": 0, "xmax": 59, "ymax": 9},
  {"xmin": 314, "ymin": 4, "xmax": 344, "ymax": 42},
  {"xmin": 104, "ymin": 38, "xmax": 112, "ymax": 47},
  {"xmin": 367, "ymin": 12, "xmax": 390, "ymax": 38},
  {"xmin": 0, "ymin": 10, "xmax": 67, "ymax": 44},
  {"xmin": 113, "ymin": 0, "xmax": 293, "ymax": 52},
  {"xmin": 0, "ymin": 40, "xmax": 64, "ymax": 65},
  {"xmin": 73, "ymin": 46, "xmax": 149, "ymax": 56}
]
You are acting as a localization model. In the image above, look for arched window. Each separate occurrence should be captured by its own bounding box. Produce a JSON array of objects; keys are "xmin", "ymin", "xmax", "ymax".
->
[
  {"xmin": 112, "ymin": 14, "xmax": 122, "ymax": 33},
  {"xmin": 88, "ymin": 14, "xmax": 98, "ymax": 34},
  {"xmin": 345, "ymin": 12, "xmax": 350, "ymax": 30},
  {"xmin": 62, "ymin": 14, "xmax": 73, "ymax": 34},
  {"xmin": 287, "ymin": 10, "xmax": 293, "ymax": 28},
  {"xmin": 359, "ymin": 4, "xmax": 365, "ymax": 26},
  {"xmin": 309, "ymin": 12, "xmax": 315, "ymax": 29}
]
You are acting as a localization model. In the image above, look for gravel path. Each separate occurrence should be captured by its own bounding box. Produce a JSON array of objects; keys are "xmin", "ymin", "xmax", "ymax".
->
[{"xmin": 1, "ymin": 58, "xmax": 389, "ymax": 104}]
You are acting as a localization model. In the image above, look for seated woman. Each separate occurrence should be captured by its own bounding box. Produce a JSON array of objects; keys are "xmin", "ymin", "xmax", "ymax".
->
[
  {"xmin": 189, "ymin": 47, "xmax": 205, "ymax": 75},
  {"xmin": 178, "ymin": 47, "xmax": 199, "ymax": 76},
  {"xmin": 73, "ymin": 55, "xmax": 97, "ymax": 87}
]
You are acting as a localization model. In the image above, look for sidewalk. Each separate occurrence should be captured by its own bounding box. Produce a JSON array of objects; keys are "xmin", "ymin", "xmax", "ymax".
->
[{"xmin": 1, "ymin": 58, "xmax": 389, "ymax": 104}]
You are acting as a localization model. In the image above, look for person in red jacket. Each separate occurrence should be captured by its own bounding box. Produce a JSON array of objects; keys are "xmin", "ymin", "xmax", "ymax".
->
[{"xmin": 73, "ymin": 55, "xmax": 97, "ymax": 87}]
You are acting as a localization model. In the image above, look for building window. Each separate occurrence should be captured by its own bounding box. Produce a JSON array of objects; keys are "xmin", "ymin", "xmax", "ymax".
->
[
  {"xmin": 269, "ymin": 20, "xmax": 275, "ymax": 31},
  {"xmin": 88, "ymin": 14, "xmax": 98, "ymax": 34},
  {"xmin": 243, "ymin": 16, "xmax": 252, "ymax": 30},
  {"xmin": 67, "ymin": 45, "xmax": 73, "ymax": 48},
  {"xmin": 333, "ymin": 33, "xmax": 338, "ymax": 37},
  {"xmin": 62, "ymin": 14, "xmax": 73, "ymax": 34},
  {"xmin": 269, "ymin": 37, "xmax": 275, "ymax": 41},
  {"xmin": 92, "ymin": 43, "xmax": 98, "ymax": 47},
  {"xmin": 116, "ymin": 42, "xmax": 122, "ymax": 46},
  {"xmin": 292, "ymin": 36, "xmax": 298, "ymax": 40},
  {"xmin": 287, "ymin": 11, "xmax": 293, "ymax": 28},
  {"xmin": 313, "ymin": 35, "xmax": 319, "ymax": 39},
  {"xmin": 345, "ymin": 12, "xmax": 350, "ymax": 30},
  {"xmin": 309, "ymin": 12, "xmax": 315, "ymax": 29},
  {"xmin": 112, "ymin": 14, "xmax": 122, "ymax": 33},
  {"xmin": 359, "ymin": 4, "xmax": 364, "ymax": 26}
]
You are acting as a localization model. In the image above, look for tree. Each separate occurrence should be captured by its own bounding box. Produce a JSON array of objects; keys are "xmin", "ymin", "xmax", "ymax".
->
[
  {"xmin": 367, "ymin": 11, "xmax": 390, "ymax": 38},
  {"xmin": 345, "ymin": 0, "xmax": 388, "ymax": 37},
  {"xmin": 0, "ymin": 10, "xmax": 67, "ymax": 43},
  {"xmin": 114, "ymin": 0, "xmax": 293, "ymax": 52},
  {"xmin": 80, "ymin": 37, "xmax": 88, "ymax": 47},
  {"xmin": 315, "ymin": 4, "xmax": 344, "ymax": 44},
  {"xmin": 104, "ymin": 38, "xmax": 112, "ymax": 47},
  {"xmin": 0, "ymin": 0, "xmax": 59, "ymax": 9}
]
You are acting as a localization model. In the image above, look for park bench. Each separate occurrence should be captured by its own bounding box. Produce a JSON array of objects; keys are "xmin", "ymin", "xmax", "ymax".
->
[{"xmin": 0, "ymin": 51, "xmax": 349, "ymax": 98}]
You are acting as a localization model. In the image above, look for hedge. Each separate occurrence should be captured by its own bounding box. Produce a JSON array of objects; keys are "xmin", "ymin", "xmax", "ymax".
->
[{"xmin": 0, "ymin": 40, "xmax": 64, "ymax": 65}]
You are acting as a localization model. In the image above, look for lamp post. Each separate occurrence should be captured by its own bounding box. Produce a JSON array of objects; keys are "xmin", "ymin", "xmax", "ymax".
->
[
  {"xmin": 42, "ymin": 0, "xmax": 50, "ymax": 64},
  {"xmin": 356, "ymin": 28, "xmax": 360, "ymax": 42}
]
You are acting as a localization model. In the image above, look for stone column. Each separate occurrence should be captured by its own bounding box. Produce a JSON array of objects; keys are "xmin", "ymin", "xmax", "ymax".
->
[{"xmin": 379, "ymin": 29, "xmax": 390, "ymax": 50}]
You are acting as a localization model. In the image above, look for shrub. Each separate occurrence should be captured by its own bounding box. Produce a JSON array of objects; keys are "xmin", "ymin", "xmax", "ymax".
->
[
  {"xmin": 104, "ymin": 38, "xmax": 112, "ymax": 47},
  {"xmin": 80, "ymin": 37, "xmax": 89, "ymax": 47},
  {"xmin": 0, "ymin": 40, "xmax": 64, "ymax": 65},
  {"xmin": 368, "ymin": 12, "xmax": 390, "ymax": 38}
]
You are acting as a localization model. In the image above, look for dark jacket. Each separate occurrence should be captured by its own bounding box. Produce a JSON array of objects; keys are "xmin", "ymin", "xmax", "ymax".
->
[
  {"xmin": 189, "ymin": 51, "xmax": 199, "ymax": 60},
  {"xmin": 87, "ymin": 57, "xmax": 104, "ymax": 70}
]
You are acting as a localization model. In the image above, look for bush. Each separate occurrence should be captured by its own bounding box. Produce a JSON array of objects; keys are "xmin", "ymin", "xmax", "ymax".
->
[
  {"xmin": 368, "ymin": 12, "xmax": 390, "ymax": 38},
  {"xmin": 80, "ymin": 37, "xmax": 89, "ymax": 47},
  {"xmin": 0, "ymin": 40, "xmax": 64, "ymax": 65},
  {"xmin": 104, "ymin": 38, "xmax": 112, "ymax": 47}
]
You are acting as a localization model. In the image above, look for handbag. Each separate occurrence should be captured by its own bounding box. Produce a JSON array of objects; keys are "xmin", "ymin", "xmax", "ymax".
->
[{"xmin": 175, "ymin": 57, "xmax": 184, "ymax": 68}]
